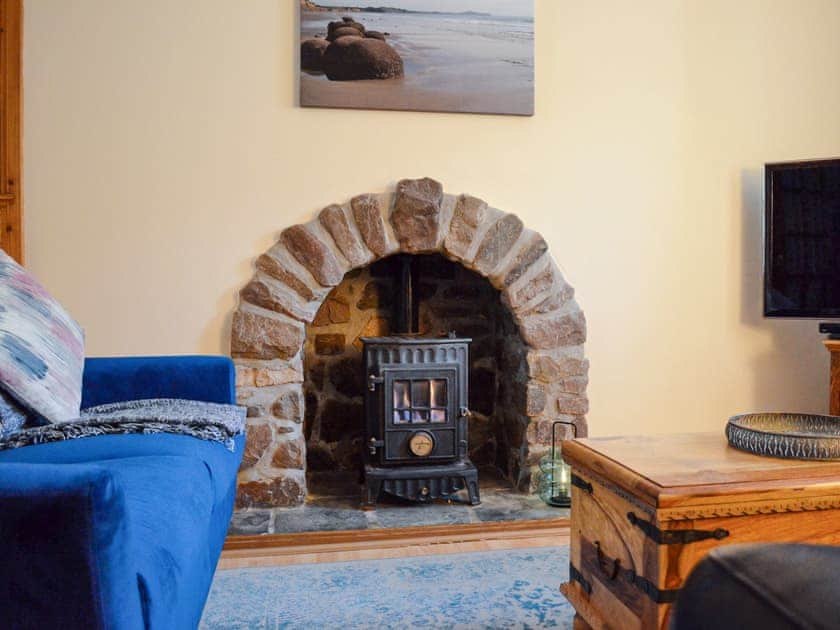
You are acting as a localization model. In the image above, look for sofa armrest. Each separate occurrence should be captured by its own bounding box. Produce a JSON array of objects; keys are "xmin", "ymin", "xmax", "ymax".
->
[
  {"xmin": 81, "ymin": 355, "xmax": 236, "ymax": 409},
  {"xmin": 0, "ymin": 463, "xmax": 143, "ymax": 630}
]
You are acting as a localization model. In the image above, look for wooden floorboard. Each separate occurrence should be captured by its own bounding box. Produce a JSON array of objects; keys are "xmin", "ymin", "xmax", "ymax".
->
[{"xmin": 220, "ymin": 517, "xmax": 570, "ymax": 569}]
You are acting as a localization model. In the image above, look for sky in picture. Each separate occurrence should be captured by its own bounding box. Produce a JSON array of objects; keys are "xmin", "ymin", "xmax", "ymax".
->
[{"xmin": 319, "ymin": 1, "xmax": 533, "ymax": 18}]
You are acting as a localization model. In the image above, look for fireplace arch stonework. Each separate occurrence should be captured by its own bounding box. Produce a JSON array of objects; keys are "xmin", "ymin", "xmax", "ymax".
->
[{"xmin": 231, "ymin": 178, "xmax": 588, "ymax": 508}]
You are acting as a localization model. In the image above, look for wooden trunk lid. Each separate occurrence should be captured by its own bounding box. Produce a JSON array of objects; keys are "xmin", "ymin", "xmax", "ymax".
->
[{"xmin": 562, "ymin": 432, "xmax": 840, "ymax": 520}]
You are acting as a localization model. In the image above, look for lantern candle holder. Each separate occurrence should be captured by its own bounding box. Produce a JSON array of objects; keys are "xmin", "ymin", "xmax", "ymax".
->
[{"xmin": 537, "ymin": 420, "xmax": 577, "ymax": 508}]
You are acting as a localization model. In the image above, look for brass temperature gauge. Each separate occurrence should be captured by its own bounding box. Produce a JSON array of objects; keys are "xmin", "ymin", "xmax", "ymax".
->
[{"xmin": 408, "ymin": 431, "xmax": 435, "ymax": 457}]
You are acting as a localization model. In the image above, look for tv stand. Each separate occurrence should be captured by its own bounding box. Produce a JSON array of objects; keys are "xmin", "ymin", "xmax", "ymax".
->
[
  {"xmin": 819, "ymin": 322, "xmax": 840, "ymax": 340},
  {"xmin": 824, "ymin": 340, "xmax": 840, "ymax": 415}
]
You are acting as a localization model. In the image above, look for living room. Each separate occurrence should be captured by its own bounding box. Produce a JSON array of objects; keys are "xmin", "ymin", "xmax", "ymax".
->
[{"xmin": 1, "ymin": 1, "xmax": 839, "ymax": 628}]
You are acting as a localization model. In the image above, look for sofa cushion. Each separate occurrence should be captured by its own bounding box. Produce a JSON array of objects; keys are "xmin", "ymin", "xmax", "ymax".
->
[
  {"xmin": 0, "ymin": 249, "xmax": 85, "ymax": 422},
  {"xmin": 672, "ymin": 543, "xmax": 840, "ymax": 630},
  {"xmin": 0, "ymin": 434, "xmax": 245, "ymax": 629}
]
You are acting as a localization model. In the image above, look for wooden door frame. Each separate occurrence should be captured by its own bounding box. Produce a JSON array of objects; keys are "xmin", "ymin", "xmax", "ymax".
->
[{"xmin": 0, "ymin": 0, "xmax": 22, "ymax": 263}]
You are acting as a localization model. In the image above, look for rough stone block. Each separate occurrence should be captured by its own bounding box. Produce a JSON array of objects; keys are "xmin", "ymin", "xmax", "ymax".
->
[
  {"xmin": 253, "ymin": 366, "xmax": 303, "ymax": 387},
  {"xmin": 524, "ymin": 383, "xmax": 547, "ymax": 417},
  {"xmin": 519, "ymin": 291, "xmax": 568, "ymax": 316},
  {"xmin": 255, "ymin": 253, "xmax": 316, "ymax": 301},
  {"xmin": 315, "ymin": 333, "xmax": 345, "ymax": 355},
  {"xmin": 557, "ymin": 376, "xmax": 589, "ymax": 395},
  {"xmin": 520, "ymin": 309, "xmax": 586, "ymax": 350},
  {"xmin": 351, "ymin": 194, "xmax": 389, "ymax": 257},
  {"xmin": 319, "ymin": 204, "xmax": 370, "ymax": 267},
  {"xmin": 281, "ymin": 224, "xmax": 344, "ymax": 287},
  {"xmin": 236, "ymin": 475, "xmax": 305, "ymax": 508},
  {"xmin": 497, "ymin": 233, "xmax": 548, "ymax": 288},
  {"xmin": 556, "ymin": 393, "xmax": 589, "ymax": 415},
  {"xmin": 473, "ymin": 213, "xmax": 524, "ymax": 276},
  {"xmin": 527, "ymin": 353, "xmax": 589, "ymax": 382},
  {"xmin": 236, "ymin": 364, "xmax": 303, "ymax": 388},
  {"xmin": 390, "ymin": 177, "xmax": 444, "ymax": 252},
  {"xmin": 271, "ymin": 437, "xmax": 306, "ymax": 469},
  {"xmin": 312, "ymin": 297, "xmax": 351, "ymax": 326},
  {"xmin": 240, "ymin": 277, "xmax": 317, "ymax": 323},
  {"xmin": 271, "ymin": 387, "xmax": 304, "ymax": 422},
  {"xmin": 231, "ymin": 310, "xmax": 304, "ymax": 360},
  {"xmin": 444, "ymin": 194, "xmax": 487, "ymax": 260},
  {"xmin": 241, "ymin": 422, "xmax": 272, "ymax": 469},
  {"xmin": 505, "ymin": 261, "xmax": 555, "ymax": 309}
]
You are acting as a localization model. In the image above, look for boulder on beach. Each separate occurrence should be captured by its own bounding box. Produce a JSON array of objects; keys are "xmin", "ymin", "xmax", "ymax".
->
[
  {"xmin": 365, "ymin": 31, "xmax": 387, "ymax": 41},
  {"xmin": 329, "ymin": 26, "xmax": 364, "ymax": 41},
  {"xmin": 322, "ymin": 36, "xmax": 404, "ymax": 81},
  {"xmin": 327, "ymin": 19, "xmax": 364, "ymax": 41},
  {"xmin": 301, "ymin": 38, "xmax": 330, "ymax": 72}
]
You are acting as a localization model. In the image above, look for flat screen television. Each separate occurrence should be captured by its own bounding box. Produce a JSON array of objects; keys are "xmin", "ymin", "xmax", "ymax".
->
[{"xmin": 764, "ymin": 158, "xmax": 840, "ymax": 318}]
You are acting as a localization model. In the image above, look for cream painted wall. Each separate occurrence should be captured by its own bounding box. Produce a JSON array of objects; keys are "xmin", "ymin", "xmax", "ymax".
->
[{"xmin": 22, "ymin": 0, "xmax": 840, "ymax": 436}]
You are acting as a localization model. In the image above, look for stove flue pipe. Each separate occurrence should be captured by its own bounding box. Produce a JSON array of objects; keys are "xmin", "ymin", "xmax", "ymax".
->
[{"xmin": 394, "ymin": 254, "xmax": 416, "ymax": 334}]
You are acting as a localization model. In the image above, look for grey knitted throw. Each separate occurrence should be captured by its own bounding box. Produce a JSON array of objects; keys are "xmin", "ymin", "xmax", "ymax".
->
[{"xmin": 0, "ymin": 398, "xmax": 246, "ymax": 452}]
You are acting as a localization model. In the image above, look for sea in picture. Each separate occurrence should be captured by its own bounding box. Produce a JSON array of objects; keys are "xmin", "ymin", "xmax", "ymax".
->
[{"xmin": 299, "ymin": 0, "xmax": 534, "ymax": 116}]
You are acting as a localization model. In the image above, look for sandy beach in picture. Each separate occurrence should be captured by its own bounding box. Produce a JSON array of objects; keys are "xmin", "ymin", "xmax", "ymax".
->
[{"xmin": 299, "ymin": 0, "xmax": 534, "ymax": 116}]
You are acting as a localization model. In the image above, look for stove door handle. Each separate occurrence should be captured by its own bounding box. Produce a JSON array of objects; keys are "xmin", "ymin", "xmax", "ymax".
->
[{"xmin": 368, "ymin": 437, "xmax": 384, "ymax": 455}]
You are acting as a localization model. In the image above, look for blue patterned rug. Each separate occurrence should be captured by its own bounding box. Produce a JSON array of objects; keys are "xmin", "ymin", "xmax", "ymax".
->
[{"xmin": 201, "ymin": 546, "xmax": 573, "ymax": 629}]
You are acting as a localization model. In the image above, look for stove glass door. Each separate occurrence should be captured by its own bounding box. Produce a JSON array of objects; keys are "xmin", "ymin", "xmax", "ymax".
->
[
  {"xmin": 382, "ymin": 366, "xmax": 458, "ymax": 462},
  {"xmin": 392, "ymin": 378, "xmax": 448, "ymax": 424}
]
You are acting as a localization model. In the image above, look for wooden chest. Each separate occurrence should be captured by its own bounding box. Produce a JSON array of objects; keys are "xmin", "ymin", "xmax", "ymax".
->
[{"xmin": 559, "ymin": 433, "xmax": 840, "ymax": 630}]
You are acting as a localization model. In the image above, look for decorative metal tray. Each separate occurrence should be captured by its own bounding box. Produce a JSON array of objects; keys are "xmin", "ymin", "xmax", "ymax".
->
[{"xmin": 727, "ymin": 413, "xmax": 840, "ymax": 460}]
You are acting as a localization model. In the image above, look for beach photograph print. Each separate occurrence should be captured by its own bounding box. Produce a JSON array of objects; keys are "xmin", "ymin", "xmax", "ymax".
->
[{"xmin": 299, "ymin": 0, "xmax": 534, "ymax": 116}]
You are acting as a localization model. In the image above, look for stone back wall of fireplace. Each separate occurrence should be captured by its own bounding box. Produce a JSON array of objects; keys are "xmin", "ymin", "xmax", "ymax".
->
[
  {"xmin": 231, "ymin": 178, "xmax": 588, "ymax": 508},
  {"xmin": 303, "ymin": 254, "xmax": 525, "ymax": 490}
]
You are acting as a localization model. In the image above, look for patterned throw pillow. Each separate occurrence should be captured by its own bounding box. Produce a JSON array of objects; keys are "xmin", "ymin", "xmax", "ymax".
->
[
  {"xmin": 0, "ymin": 249, "xmax": 85, "ymax": 423},
  {"xmin": 0, "ymin": 388, "xmax": 28, "ymax": 436}
]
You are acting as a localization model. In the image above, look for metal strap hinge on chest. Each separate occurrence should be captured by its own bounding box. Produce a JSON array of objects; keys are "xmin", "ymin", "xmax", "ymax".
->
[
  {"xmin": 625, "ymin": 569, "xmax": 681, "ymax": 604},
  {"xmin": 569, "ymin": 560, "xmax": 680, "ymax": 604},
  {"xmin": 571, "ymin": 474, "xmax": 593, "ymax": 494},
  {"xmin": 568, "ymin": 563, "xmax": 592, "ymax": 595},
  {"xmin": 627, "ymin": 512, "xmax": 729, "ymax": 545}
]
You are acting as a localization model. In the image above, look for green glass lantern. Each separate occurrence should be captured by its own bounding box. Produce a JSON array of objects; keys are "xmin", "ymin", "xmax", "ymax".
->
[{"xmin": 537, "ymin": 420, "xmax": 577, "ymax": 508}]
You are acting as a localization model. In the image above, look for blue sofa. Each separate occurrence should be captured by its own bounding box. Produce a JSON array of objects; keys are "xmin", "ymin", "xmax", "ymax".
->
[{"xmin": 0, "ymin": 356, "xmax": 245, "ymax": 630}]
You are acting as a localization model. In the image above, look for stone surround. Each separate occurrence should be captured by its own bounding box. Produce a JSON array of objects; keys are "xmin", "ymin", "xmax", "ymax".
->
[{"xmin": 231, "ymin": 178, "xmax": 588, "ymax": 508}]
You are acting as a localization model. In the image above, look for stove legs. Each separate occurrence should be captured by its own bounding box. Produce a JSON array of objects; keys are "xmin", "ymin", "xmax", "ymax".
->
[
  {"xmin": 363, "ymin": 463, "xmax": 481, "ymax": 507},
  {"xmin": 464, "ymin": 469, "xmax": 481, "ymax": 506},
  {"xmin": 363, "ymin": 478, "xmax": 383, "ymax": 509}
]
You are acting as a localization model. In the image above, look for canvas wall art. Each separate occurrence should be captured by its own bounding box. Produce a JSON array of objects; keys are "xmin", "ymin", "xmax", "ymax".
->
[{"xmin": 299, "ymin": 0, "xmax": 534, "ymax": 116}]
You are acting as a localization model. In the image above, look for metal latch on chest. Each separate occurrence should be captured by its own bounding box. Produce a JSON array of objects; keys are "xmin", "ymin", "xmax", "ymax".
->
[{"xmin": 627, "ymin": 512, "xmax": 729, "ymax": 545}]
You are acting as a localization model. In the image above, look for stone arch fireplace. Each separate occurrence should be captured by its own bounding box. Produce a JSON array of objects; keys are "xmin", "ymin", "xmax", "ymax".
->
[{"xmin": 231, "ymin": 178, "xmax": 588, "ymax": 508}]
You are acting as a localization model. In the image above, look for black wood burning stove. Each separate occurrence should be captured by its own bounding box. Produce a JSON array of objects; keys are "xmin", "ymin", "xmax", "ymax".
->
[
  {"xmin": 362, "ymin": 335, "xmax": 480, "ymax": 506},
  {"xmin": 361, "ymin": 256, "xmax": 480, "ymax": 507}
]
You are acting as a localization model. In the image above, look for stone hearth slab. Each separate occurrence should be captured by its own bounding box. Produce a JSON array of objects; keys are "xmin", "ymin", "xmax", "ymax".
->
[{"xmin": 228, "ymin": 470, "xmax": 567, "ymax": 536}]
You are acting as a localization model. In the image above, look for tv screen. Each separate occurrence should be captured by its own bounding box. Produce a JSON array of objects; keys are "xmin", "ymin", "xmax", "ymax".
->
[{"xmin": 765, "ymin": 158, "xmax": 840, "ymax": 318}]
